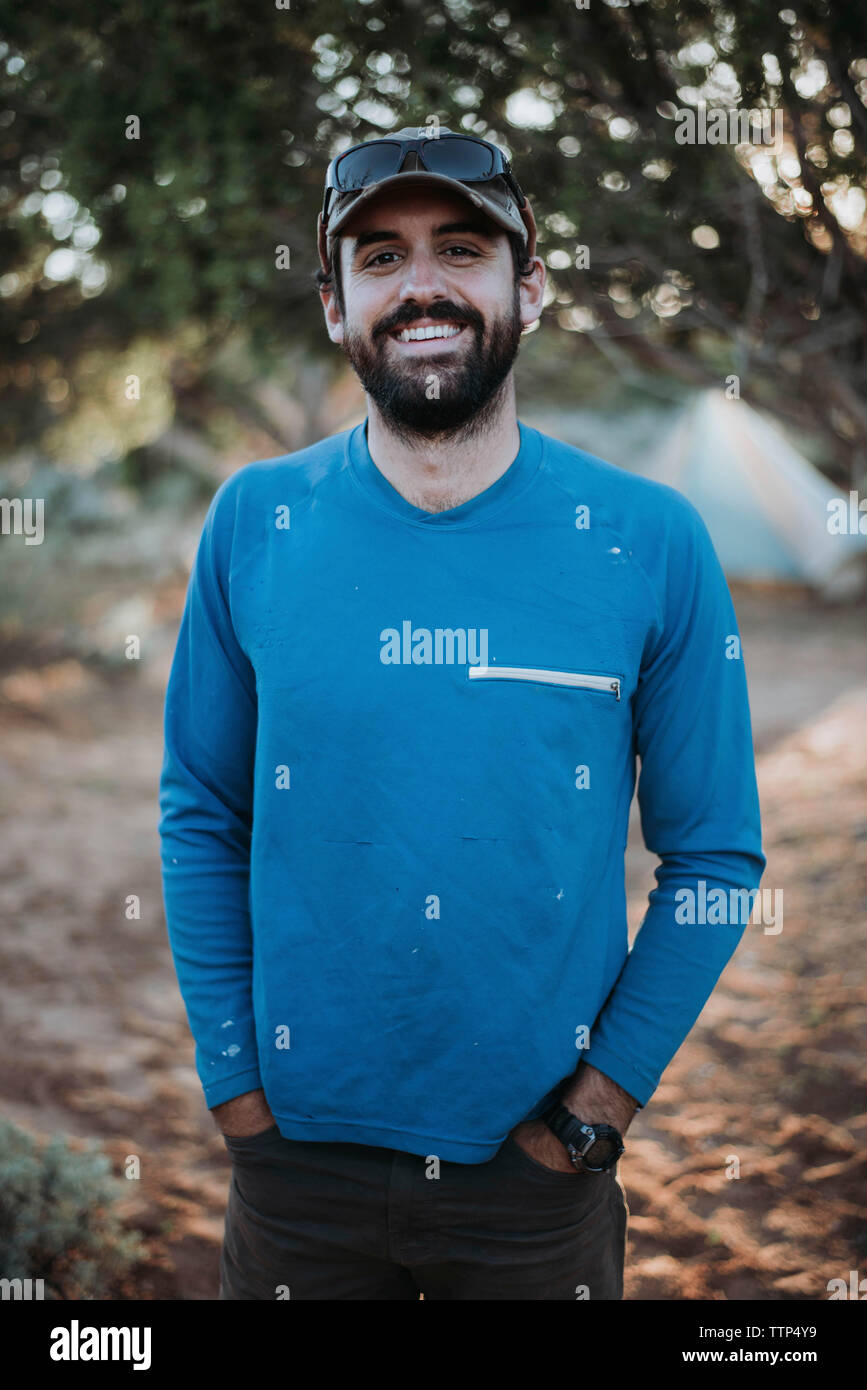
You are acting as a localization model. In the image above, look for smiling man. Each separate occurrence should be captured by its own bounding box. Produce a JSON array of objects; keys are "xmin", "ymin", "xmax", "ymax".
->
[
  {"xmin": 327, "ymin": 195, "xmax": 529, "ymax": 460},
  {"xmin": 158, "ymin": 126, "xmax": 766, "ymax": 1300}
]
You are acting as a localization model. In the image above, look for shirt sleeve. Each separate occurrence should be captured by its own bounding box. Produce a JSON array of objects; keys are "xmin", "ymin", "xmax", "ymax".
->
[
  {"xmin": 158, "ymin": 475, "xmax": 262, "ymax": 1109},
  {"xmin": 587, "ymin": 496, "xmax": 767, "ymax": 1107}
]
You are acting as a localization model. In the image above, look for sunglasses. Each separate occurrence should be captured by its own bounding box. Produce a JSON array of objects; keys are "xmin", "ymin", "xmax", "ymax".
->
[{"xmin": 322, "ymin": 134, "xmax": 526, "ymax": 224}]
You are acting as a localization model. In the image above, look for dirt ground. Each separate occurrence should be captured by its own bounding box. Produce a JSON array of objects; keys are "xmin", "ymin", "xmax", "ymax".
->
[{"xmin": 0, "ymin": 582, "xmax": 864, "ymax": 1301}]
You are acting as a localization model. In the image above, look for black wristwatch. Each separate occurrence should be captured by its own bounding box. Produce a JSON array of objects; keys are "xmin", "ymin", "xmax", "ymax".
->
[{"xmin": 543, "ymin": 1102, "xmax": 625, "ymax": 1173}]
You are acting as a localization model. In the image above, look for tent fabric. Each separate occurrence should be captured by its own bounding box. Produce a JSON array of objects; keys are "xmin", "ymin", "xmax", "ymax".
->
[{"xmin": 642, "ymin": 391, "xmax": 867, "ymax": 594}]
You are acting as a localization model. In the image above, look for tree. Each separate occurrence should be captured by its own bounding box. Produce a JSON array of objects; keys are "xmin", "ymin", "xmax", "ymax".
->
[{"xmin": 1, "ymin": 0, "xmax": 865, "ymax": 480}]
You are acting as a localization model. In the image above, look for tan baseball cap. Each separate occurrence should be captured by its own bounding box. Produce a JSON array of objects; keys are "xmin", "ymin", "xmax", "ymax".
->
[{"xmin": 317, "ymin": 126, "xmax": 537, "ymax": 277}]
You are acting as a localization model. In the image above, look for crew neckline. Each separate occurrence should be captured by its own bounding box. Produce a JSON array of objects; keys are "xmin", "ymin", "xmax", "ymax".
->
[{"xmin": 346, "ymin": 417, "xmax": 543, "ymax": 530}]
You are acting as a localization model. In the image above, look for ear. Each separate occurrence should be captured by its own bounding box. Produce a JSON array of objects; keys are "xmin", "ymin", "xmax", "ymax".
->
[
  {"xmin": 320, "ymin": 279, "xmax": 344, "ymax": 344},
  {"xmin": 518, "ymin": 255, "xmax": 547, "ymax": 331},
  {"xmin": 317, "ymin": 215, "xmax": 345, "ymax": 343}
]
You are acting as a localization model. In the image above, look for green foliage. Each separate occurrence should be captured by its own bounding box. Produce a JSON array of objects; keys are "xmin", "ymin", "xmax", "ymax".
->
[
  {"xmin": 0, "ymin": 1112, "xmax": 147, "ymax": 1295},
  {"xmin": 0, "ymin": 1116, "xmax": 147, "ymax": 1299},
  {"xmin": 0, "ymin": 0, "xmax": 865, "ymax": 473}
]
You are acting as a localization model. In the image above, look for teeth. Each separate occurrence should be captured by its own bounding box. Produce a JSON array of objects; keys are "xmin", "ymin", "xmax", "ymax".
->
[{"xmin": 396, "ymin": 324, "xmax": 462, "ymax": 342}]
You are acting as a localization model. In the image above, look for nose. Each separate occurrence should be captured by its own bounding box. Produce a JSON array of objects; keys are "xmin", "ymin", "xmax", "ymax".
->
[{"xmin": 396, "ymin": 246, "xmax": 450, "ymax": 308}]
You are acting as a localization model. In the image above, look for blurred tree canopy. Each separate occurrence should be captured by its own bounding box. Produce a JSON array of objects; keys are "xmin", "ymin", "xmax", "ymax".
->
[{"xmin": 0, "ymin": 0, "xmax": 865, "ymax": 482}]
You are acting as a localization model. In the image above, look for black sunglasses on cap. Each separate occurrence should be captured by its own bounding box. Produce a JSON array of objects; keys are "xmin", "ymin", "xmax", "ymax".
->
[{"xmin": 321, "ymin": 133, "xmax": 526, "ymax": 224}]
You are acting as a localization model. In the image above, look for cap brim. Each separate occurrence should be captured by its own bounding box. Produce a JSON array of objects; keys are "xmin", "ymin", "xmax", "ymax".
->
[{"xmin": 326, "ymin": 171, "xmax": 526, "ymax": 242}]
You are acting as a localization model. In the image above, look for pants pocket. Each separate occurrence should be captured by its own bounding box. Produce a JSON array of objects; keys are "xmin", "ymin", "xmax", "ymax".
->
[
  {"xmin": 500, "ymin": 1133, "xmax": 610, "ymax": 1190},
  {"xmin": 221, "ymin": 1122, "xmax": 283, "ymax": 1157}
]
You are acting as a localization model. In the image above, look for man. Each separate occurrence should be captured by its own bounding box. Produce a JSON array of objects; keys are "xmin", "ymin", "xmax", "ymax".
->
[{"xmin": 158, "ymin": 126, "xmax": 766, "ymax": 1300}]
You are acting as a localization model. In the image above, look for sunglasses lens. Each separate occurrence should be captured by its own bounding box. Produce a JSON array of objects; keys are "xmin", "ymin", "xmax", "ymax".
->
[
  {"xmin": 334, "ymin": 142, "xmax": 402, "ymax": 190},
  {"xmin": 421, "ymin": 136, "xmax": 497, "ymax": 181}
]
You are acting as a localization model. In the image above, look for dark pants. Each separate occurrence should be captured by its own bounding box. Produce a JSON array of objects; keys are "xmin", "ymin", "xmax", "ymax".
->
[{"xmin": 218, "ymin": 1124, "xmax": 628, "ymax": 1300}]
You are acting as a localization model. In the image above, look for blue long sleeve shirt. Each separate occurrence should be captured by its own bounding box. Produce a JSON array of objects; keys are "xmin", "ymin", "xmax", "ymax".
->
[{"xmin": 158, "ymin": 418, "xmax": 766, "ymax": 1162}]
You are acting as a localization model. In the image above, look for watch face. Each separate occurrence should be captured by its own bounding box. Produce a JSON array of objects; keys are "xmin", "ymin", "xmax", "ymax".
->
[
  {"xmin": 582, "ymin": 1136, "xmax": 617, "ymax": 1168},
  {"xmin": 578, "ymin": 1128, "xmax": 619, "ymax": 1173}
]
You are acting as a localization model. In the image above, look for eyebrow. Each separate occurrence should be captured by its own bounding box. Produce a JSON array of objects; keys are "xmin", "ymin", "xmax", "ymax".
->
[{"xmin": 350, "ymin": 220, "xmax": 498, "ymax": 254}]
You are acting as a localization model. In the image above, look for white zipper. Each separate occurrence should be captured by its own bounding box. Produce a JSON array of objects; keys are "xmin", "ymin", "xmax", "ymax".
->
[{"xmin": 468, "ymin": 665, "xmax": 621, "ymax": 701}]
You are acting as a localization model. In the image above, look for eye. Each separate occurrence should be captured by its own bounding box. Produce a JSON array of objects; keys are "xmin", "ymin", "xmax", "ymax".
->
[
  {"xmin": 365, "ymin": 250, "xmax": 401, "ymax": 268},
  {"xmin": 363, "ymin": 244, "xmax": 481, "ymax": 268}
]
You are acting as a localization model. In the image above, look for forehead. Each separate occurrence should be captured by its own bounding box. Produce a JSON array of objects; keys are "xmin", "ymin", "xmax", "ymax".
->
[{"xmin": 338, "ymin": 185, "xmax": 505, "ymax": 266}]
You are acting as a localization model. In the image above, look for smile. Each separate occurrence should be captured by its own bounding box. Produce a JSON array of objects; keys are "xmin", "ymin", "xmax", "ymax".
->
[{"xmin": 390, "ymin": 321, "xmax": 465, "ymax": 343}]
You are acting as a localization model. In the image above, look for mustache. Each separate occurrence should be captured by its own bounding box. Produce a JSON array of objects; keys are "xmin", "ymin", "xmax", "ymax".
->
[{"xmin": 373, "ymin": 301, "xmax": 485, "ymax": 339}]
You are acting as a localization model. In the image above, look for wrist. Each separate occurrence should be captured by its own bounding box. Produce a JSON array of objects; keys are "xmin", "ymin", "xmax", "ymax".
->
[
  {"xmin": 559, "ymin": 1064, "xmax": 638, "ymax": 1136},
  {"xmin": 212, "ymin": 1088, "xmax": 274, "ymax": 1137}
]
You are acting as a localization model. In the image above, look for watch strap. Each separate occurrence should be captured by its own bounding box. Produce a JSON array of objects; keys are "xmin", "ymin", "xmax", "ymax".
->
[{"xmin": 543, "ymin": 1103, "xmax": 624, "ymax": 1171}]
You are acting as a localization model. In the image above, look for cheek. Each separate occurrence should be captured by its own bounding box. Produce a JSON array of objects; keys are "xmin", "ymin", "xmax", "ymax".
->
[{"xmin": 344, "ymin": 281, "xmax": 393, "ymax": 330}]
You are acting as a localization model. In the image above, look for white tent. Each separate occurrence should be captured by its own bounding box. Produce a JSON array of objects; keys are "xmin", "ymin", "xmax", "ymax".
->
[{"xmin": 642, "ymin": 390, "xmax": 867, "ymax": 597}]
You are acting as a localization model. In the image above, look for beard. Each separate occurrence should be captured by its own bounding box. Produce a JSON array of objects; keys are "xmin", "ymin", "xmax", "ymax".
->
[{"xmin": 340, "ymin": 287, "xmax": 524, "ymax": 445}]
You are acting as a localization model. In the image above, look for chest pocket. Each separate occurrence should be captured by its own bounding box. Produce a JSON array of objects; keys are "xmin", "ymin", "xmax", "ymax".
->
[{"xmin": 468, "ymin": 664, "xmax": 621, "ymax": 701}]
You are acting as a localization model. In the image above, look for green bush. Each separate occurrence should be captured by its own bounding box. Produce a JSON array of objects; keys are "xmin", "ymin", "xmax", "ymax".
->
[{"xmin": 0, "ymin": 1117, "xmax": 147, "ymax": 1300}]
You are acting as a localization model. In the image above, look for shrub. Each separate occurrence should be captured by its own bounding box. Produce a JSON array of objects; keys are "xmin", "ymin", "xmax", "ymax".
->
[{"xmin": 0, "ymin": 1117, "xmax": 147, "ymax": 1300}]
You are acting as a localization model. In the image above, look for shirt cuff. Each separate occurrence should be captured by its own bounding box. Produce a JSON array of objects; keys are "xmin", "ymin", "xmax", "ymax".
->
[
  {"xmin": 584, "ymin": 1044, "xmax": 654, "ymax": 1110},
  {"xmin": 202, "ymin": 1065, "xmax": 264, "ymax": 1109}
]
